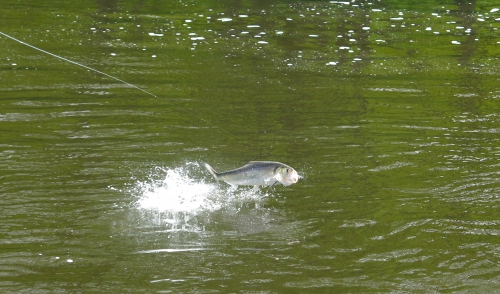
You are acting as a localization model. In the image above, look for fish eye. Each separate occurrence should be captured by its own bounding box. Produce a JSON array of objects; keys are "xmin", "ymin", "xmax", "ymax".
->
[{"xmin": 285, "ymin": 168, "xmax": 289, "ymax": 172}]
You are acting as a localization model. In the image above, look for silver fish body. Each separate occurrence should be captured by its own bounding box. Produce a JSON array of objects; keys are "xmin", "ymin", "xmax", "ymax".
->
[{"xmin": 204, "ymin": 161, "xmax": 299, "ymax": 190}]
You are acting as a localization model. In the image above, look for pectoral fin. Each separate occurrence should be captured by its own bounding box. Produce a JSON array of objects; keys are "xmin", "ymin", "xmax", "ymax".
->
[{"xmin": 228, "ymin": 183, "xmax": 238, "ymax": 191}]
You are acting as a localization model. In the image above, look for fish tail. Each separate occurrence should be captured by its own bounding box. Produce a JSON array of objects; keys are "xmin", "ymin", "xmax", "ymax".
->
[{"xmin": 204, "ymin": 163, "xmax": 219, "ymax": 181}]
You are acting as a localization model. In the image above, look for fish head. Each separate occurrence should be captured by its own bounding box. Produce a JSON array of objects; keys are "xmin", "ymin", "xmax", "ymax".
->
[{"xmin": 276, "ymin": 166, "xmax": 299, "ymax": 186}]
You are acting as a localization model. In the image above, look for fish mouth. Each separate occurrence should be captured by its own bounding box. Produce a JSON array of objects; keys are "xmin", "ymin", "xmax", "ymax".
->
[{"xmin": 289, "ymin": 171, "xmax": 299, "ymax": 183}]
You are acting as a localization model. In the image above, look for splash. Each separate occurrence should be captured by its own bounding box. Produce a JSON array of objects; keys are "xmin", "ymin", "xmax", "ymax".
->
[
  {"xmin": 136, "ymin": 164, "xmax": 217, "ymax": 212},
  {"xmin": 131, "ymin": 162, "xmax": 267, "ymax": 231}
]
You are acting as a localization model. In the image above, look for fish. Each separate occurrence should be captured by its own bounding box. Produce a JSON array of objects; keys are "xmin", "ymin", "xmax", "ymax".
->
[{"xmin": 204, "ymin": 161, "xmax": 299, "ymax": 190}]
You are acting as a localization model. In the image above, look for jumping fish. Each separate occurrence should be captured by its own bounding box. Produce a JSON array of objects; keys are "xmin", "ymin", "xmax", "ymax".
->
[{"xmin": 204, "ymin": 161, "xmax": 299, "ymax": 190}]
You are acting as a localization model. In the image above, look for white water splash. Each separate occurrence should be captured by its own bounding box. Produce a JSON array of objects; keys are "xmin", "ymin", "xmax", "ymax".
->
[
  {"xmin": 131, "ymin": 162, "xmax": 267, "ymax": 231},
  {"xmin": 136, "ymin": 165, "xmax": 217, "ymax": 212}
]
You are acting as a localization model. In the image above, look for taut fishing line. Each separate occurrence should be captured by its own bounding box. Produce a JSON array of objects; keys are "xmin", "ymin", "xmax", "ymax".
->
[{"xmin": 0, "ymin": 31, "xmax": 158, "ymax": 98}]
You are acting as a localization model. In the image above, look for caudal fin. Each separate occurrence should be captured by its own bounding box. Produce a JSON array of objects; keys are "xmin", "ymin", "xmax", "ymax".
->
[{"xmin": 204, "ymin": 163, "xmax": 219, "ymax": 181}]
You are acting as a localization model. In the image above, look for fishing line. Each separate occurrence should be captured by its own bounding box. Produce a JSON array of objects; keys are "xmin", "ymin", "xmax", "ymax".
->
[
  {"xmin": 0, "ymin": 31, "xmax": 158, "ymax": 98},
  {"xmin": 0, "ymin": 31, "xmax": 235, "ymax": 139}
]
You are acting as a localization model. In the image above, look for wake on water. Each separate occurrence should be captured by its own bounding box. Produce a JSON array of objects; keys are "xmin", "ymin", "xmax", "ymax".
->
[{"xmin": 129, "ymin": 162, "xmax": 270, "ymax": 232}]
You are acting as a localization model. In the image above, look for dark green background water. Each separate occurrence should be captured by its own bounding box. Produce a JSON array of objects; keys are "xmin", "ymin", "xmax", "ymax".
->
[{"xmin": 2, "ymin": 0, "xmax": 500, "ymax": 292}]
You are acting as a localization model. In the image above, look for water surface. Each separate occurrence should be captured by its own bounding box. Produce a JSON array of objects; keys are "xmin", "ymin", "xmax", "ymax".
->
[{"xmin": 2, "ymin": 0, "xmax": 500, "ymax": 292}]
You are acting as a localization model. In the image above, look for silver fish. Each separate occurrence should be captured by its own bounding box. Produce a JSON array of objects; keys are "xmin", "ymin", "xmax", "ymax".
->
[{"xmin": 204, "ymin": 161, "xmax": 299, "ymax": 190}]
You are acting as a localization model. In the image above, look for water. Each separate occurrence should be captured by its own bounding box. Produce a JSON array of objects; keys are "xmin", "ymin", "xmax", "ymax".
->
[{"xmin": 2, "ymin": 0, "xmax": 500, "ymax": 292}]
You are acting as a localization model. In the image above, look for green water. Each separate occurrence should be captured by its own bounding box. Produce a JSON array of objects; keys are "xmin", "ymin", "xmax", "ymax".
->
[{"xmin": 2, "ymin": 0, "xmax": 500, "ymax": 292}]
